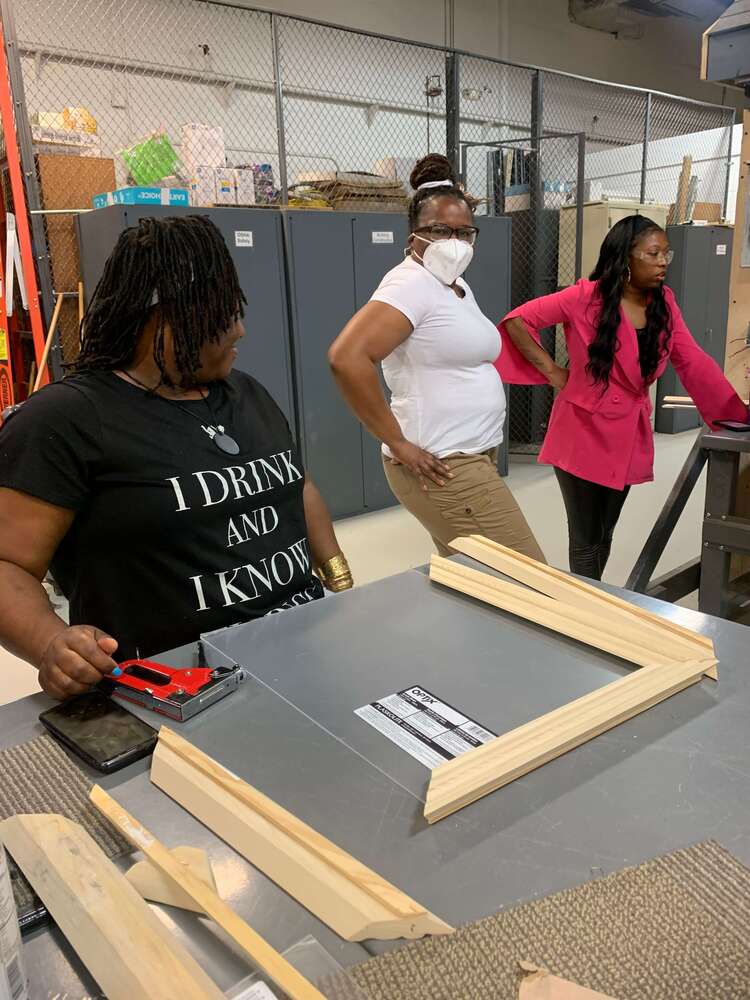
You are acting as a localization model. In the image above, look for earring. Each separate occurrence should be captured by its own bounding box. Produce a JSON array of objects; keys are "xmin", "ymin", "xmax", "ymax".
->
[{"xmin": 625, "ymin": 265, "xmax": 632, "ymax": 285}]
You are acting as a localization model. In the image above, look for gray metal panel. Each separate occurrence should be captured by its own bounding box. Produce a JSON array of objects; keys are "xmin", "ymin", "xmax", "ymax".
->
[
  {"xmin": 469, "ymin": 216, "xmax": 512, "ymax": 475},
  {"xmin": 705, "ymin": 26, "xmax": 750, "ymax": 84},
  {"xmin": 76, "ymin": 205, "xmax": 129, "ymax": 306},
  {"xmin": 76, "ymin": 206, "xmax": 295, "ymax": 423},
  {"xmin": 656, "ymin": 225, "xmax": 731, "ymax": 434},
  {"xmin": 352, "ymin": 214, "xmax": 409, "ymax": 511},
  {"xmin": 283, "ymin": 210, "xmax": 363, "ymax": 518}
]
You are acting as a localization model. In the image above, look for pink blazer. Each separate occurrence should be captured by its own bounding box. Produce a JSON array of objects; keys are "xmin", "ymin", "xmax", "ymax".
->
[{"xmin": 496, "ymin": 280, "xmax": 747, "ymax": 489}]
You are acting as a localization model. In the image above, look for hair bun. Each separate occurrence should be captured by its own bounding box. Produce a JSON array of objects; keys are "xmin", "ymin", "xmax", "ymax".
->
[{"xmin": 409, "ymin": 154, "xmax": 456, "ymax": 192}]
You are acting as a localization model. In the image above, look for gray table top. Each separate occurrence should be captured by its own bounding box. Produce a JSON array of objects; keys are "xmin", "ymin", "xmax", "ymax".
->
[
  {"xmin": 701, "ymin": 425, "xmax": 750, "ymax": 453},
  {"xmin": 4, "ymin": 558, "xmax": 749, "ymax": 997}
]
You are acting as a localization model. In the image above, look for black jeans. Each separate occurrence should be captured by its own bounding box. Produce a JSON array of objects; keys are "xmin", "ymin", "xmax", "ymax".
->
[{"xmin": 554, "ymin": 467, "xmax": 631, "ymax": 581}]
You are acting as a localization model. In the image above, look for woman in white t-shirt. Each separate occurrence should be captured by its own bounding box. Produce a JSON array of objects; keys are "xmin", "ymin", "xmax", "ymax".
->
[{"xmin": 329, "ymin": 154, "xmax": 543, "ymax": 560}]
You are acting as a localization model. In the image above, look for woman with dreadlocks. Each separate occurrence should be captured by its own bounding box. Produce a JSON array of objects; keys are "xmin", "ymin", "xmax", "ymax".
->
[
  {"xmin": 0, "ymin": 215, "xmax": 351, "ymax": 700},
  {"xmin": 499, "ymin": 214, "xmax": 749, "ymax": 580}
]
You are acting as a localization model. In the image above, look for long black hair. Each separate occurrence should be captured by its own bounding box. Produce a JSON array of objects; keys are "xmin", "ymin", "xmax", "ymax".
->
[
  {"xmin": 586, "ymin": 214, "xmax": 670, "ymax": 387},
  {"xmin": 71, "ymin": 215, "xmax": 245, "ymax": 384},
  {"xmin": 407, "ymin": 153, "xmax": 477, "ymax": 230}
]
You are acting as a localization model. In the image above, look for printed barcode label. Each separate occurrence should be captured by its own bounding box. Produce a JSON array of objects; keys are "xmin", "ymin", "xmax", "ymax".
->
[
  {"xmin": 231, "ymin": 980, "xmax": 277, "ymax": 1000},
  {"xmin": 6, "ymin": 955, "xmax": 25, "ymax": 1000},
  {"xmin": 355, "ymin": 684, "xmax": 496, "ymax": 768},
  {"xmin": 460, "ymin": 721, "xmax": 496, "ymax": 742}
]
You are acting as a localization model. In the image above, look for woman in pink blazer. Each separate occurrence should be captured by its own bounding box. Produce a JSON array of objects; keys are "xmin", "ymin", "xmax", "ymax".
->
[{"xmin": 498, "ymin": 214, "xmax": 748, "ymax": 580}]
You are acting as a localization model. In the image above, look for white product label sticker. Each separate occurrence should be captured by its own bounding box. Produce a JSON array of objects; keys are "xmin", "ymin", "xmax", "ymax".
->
[
  {"xmin": 371, "ymin": 231, "xmax": 394, "ymax": 244},
  {"xmin": 235, "ymin": 230, "xmax": 254, "ymax": 247},
  {"xmin": 355, "ymin": 684, "xmax": 496, "ymax": 769},
  {"xmin": 716, "ymin": 244, "xmax": 727, "ymax": 255}
]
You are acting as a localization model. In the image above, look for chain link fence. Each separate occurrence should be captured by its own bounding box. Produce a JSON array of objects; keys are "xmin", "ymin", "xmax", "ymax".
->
[
  {"xmin": 0, "ymin": 0, "xmax": 737, "ymax": 447},
  {"xmin": 462, "ymin": 132, "xmax": 582, "ymax": 453}
]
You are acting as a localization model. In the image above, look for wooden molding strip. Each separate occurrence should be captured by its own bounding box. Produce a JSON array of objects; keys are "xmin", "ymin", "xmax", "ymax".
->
[
  {"xmin": 0, "ymin": 814, "xmax": 224, "ymax": 1000},
  {"xmin": 126, "ymin": 845, "xmax": 217, "ymax": 913},
  {"xmin": 90, "ymin": 786, "xmax": 325, "ymax": 1000},
  {"xmin": 430, "ymin": 556, "xmax": 699, "ymax": 670},
  {"xmin": 450, "ymin": 535, "xmax": 716, "ymax": 674},
  {"xmin": 425, "ymin": 659, "xmax": 709, "ymax": 823},
  {"xmin": 151, "ymin": 728, "xmax": 453, "ymax": 941}
]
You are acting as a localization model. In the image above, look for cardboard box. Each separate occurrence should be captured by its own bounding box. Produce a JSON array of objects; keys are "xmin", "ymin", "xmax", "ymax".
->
[
  {"xmin": 234, "ymin": 167, "xmax": 256, "ymax": 206},
  {"xmin": 35, "ymin": 153, "xmax": 116, "ymax": 292},
  {"xmin": 214, "ymin": 168, "xmax": 236, "ymax": 205},
  {"xmin": 189, "ymin": 166, "xmax": 216, "ymax": 207},
  {"xmin": 180, "ymin": 122, "xmax": 225, "ymax": 172},
  {"xmin": 93, "ymin": 186, "xmax": 189, "ymax": 208}
]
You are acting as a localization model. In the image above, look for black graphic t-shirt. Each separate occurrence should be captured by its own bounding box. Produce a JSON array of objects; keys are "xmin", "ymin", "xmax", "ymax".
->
[{"xmin": 0, "ymin": 371, "xmax": 323, "ymax": 660}]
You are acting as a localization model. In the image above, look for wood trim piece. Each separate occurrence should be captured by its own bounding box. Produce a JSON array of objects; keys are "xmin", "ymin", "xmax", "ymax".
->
[
  {"xmin": 431, "ymin": 555, "xmax": 711, "ymax": 671},
  {"xmin": 425, "ymin": 659, "xmax": 708, "ymax": 823},
  {"xmin": 449, "ymin": 535, "xmax": 716, "ymax": 669},
  {"xmin": 0, "ymin": 813, "xmax": 224, "ymax": 1000},
  {"xmin": 90, "ymin": 786, "xmax": 325, "ymax": 1000},
  {"xmin": 150, "ymin": 727, "xmax": 453, "ymax": 942}
]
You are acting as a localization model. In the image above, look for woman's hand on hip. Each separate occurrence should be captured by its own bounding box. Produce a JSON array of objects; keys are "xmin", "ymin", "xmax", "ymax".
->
[
  {"xmin": 547, "ymin": 364, "xmax": 569, "ymax": 391},
  {"xmin": 39, "ymin": 625, "xmax": 120, "ymax": 700},
  {"xmin": 389, "ymin": 440, "xmax": 453, "ymax": 488}
]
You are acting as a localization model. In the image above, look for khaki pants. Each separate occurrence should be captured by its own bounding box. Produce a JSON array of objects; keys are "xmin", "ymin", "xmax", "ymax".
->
[{"xmin": 383, "ymin": 449, "xmax": 546, "ymax": 561}]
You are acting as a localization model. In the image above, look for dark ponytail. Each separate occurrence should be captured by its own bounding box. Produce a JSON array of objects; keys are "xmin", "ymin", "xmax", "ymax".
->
[
  {"xmin": 407, "ymin": 153, "xmax": 477, "ymax": 230},
  {"xmin": 587, "ymin": 215, "xmax": 671, "ymax": 388}
]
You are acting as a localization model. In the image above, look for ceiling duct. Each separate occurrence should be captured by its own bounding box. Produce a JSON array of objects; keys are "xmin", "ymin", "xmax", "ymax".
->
[
  {"xmin": 570, "ymin": 0, "xmax": 702, "ymax": 38},
  {"xmin": 702, "ymin": 1, "xmax": 750, "ymax": 91}
]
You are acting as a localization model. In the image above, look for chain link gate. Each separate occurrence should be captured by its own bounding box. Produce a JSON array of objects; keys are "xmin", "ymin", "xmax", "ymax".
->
[{"xmin": 461, "ymin": 132, "xmax": 584, "ymax": 454}]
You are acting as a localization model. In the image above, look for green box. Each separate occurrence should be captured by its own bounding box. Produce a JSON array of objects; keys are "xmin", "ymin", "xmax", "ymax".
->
[{"xmin": 120, "ymin": 133, "xmax": 179, "ymax": 186}]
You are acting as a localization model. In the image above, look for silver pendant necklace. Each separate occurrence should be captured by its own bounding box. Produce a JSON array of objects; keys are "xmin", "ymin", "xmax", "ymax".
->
[{"xmin": 120, "ymin": 371, "xmax": 241, "ymax": 455}]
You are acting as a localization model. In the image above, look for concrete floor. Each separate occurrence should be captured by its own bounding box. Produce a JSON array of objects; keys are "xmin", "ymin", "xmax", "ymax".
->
[{"xmin": 0, "ymin": 430, "xmax": 705, "ymax": 706}]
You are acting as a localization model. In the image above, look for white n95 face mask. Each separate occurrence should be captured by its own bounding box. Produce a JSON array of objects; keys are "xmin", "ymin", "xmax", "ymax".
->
[{"xmin": 412, "ymin": 235, "xmax": 474, "ymax": 286}]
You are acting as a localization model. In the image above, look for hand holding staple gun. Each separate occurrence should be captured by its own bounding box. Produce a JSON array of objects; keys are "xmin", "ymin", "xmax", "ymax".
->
[{"xmin": 39, "ymin": 625, "xmax": 122, "ymax": 701}]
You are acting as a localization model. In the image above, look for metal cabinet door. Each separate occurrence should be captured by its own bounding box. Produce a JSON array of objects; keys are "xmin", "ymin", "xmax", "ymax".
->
[
  {"xmin": 77, "ymin": 205, "xmax": 295, "ymax": 423},
  {"xmin": 470, "ymin": 216, "xmax": 512, "ymax": 475},
  {"xmin": 284, "ymin": 211, "xmax": 363, "ymax": 519},
  {"xmin": 657, "ymin": 225, "xmax": 730, "ymax": 434},
  {"xmin": 704, "ymin": 227, "xmax": 732, "ymax": 366},
  {"xmin": 200, "ymin": 209, "xmax": 295, "ymax": 424},
  {"xmin": 352, "ymin": 214, "xmax": 409, "ymax": 511},
  {"xmin": 77, "ymin": 205, "xmax": 129, "ymax": 302}
]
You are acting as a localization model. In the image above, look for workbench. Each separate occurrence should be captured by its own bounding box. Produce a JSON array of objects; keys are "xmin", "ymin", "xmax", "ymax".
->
[
  {"xmin": 3, "ymin": 557, "xmax": 749, "ymax": 997},
  {"xmin": 628, "ymin": 426, "xmax": 750, "ymax": 619}
]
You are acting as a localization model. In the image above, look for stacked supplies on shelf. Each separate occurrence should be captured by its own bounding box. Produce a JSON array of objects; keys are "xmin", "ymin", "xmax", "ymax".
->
[{"xmin": 296, "ymin": 171, "xmax": 407, "ymax": 212}]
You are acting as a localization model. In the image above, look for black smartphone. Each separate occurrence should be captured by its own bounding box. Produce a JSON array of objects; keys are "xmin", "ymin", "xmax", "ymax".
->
[
  {"xmin": 715, "ymin": 419, "xmax": 750, "ymax": 432},
  {"xmin": 39, "ymin": 690, "xmax": 157, "ymax": 773}
]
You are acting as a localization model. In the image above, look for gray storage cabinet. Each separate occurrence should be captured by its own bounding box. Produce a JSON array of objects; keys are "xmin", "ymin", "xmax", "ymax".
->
[
  {"xmin": 470, "ymin": 215, "xmax": 512, "ymax": 475},
  {"xmin": 76, "ymin": 206, "xmax": 295, "ymax": 426},
  {"xmin": 283, "ymin": 211, "xmax": 407, "ymax": 519},
  {"xmin": 656, "ymin": 224, "xmax": 732, "ymax": 434},
  {"xmin": 284, "ymin": 211, "xmax": 513, "ymax": 520}
]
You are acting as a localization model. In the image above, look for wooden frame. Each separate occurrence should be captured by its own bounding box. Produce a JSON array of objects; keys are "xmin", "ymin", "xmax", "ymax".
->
[
  {"xmin": 424, "ymin": 536, "xmax": 718, "ymax": 823},
  {"xmin": 0, "ymin": 813, "xmax": 224, "ymax": 1000},
  {"xmin": 151, "ymin": 727, "xmax": 453, "ymax": 942},
  {"xmin": 90, "ymin": 786, "xmax": 326, "ymax": 1000}
]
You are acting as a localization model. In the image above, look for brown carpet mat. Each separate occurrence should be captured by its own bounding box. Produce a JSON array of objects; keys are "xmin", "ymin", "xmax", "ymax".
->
[
  {"xmin": 341, "ymin": 841, "xmax": 750, "ymax": 1000},
  {"xmin": 0, "ymin": 734, "xmax": 131, "ymax": 921}
]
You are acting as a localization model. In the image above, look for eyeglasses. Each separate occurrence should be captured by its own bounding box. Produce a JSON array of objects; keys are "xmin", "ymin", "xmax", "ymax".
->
[
  {"xmin": 633, "ymin": 248, "xmax": 674, "ymax": 265},
  {"xmin": 414, "ymin": 223, "xmax": 480, "ymax": 245}
]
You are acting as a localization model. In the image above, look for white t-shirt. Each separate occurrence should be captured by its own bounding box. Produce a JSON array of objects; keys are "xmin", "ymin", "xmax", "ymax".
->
[{"xmin": 370, "ymin": 255, "xmax": 505, "ymax": 459}]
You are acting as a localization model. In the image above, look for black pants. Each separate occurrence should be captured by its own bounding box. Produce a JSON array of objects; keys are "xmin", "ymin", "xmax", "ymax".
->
[{"xmin": 554, "ymin": 468, "xmax": 631, "ymax": 581}]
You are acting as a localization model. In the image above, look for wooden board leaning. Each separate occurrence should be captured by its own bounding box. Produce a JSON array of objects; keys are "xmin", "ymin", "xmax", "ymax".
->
[{"xmin": 90, "ymin": 786, "xmax": 326, "ymax": 1000}]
